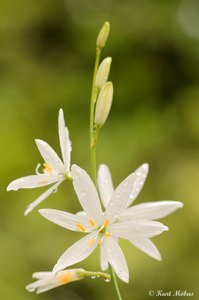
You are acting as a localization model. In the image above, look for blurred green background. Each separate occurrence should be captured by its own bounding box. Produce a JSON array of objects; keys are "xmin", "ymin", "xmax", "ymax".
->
[{"xmin": 0, "ymin": 0, "xmax": 199, "ymax": 299}]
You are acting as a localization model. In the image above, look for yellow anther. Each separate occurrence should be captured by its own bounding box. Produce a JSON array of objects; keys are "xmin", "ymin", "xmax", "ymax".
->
[
  {"xmin": 43, "ymin": 163, "xmax": 53, "ymax": 174},
  {"xmin": 90, "ymin": 219, "xmax": 96, "ymax": 227},
  {"xmin": 104, "ymin": 219, "xmax": 110, "ymax": 227},
  {"xmin": 99, "ymin": 239, "xmax": 103, "ymax": 245},
  {"xmin": 105, "ymin": 233, "xmax": 111, "ymax": 238},
  {"xmin": 89, "ymin": 238, "xmax": 95, "ymax": 245},
  {"xmin": 76, "ymin": 224, "xmax": 86, "ymax": 232}
]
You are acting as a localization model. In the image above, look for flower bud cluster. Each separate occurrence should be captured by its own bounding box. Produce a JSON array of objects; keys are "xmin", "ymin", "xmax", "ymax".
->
[{"xmin": 95, "ymin": 22, "xmax": 113, "ymax": 129}]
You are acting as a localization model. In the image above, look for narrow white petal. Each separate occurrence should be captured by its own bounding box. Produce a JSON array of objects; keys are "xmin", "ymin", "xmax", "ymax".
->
[
  {"xmin": 24, "ymin": 181, "xmax": 63, "ymax": 215},
  {"xmin": 35, "ymin": 139, "xmax": 65, "ymax": 173},
  {"xmin": 130, "ymin": 238, "xmax": 161, "ymax": 261},
  {"xmin": 120, "ymin": 201, "xmax": 184, "ymax": 221},
  {"xmin": 109, "ymin": 220, "xmax": 168, "ymax": 240},
  {"xmin": 26, "ymin": 277, "xmax": 56, "ymax": 293},
  {"xmin": 26, "ymin": 281, "xmax": 41, "ymax": 292},
  {"xmin": 102, "ymin": 237, "xmax": 129, "ymax": 283},
  {"xmin": 98, "ymin": 164, "xmax": 114, "ymax": 208},
  {"xmin": 71, "ymin": 165, "xmax": 103, "ymax": 225},
  {"xmin": 7, "ymin": 174, "xmax": 61, "ymax": 191},
  {"xmin": 100, "ymin": 246, "xmax": 109, "ymax": 270},
  {"xmin": 36, "ymin": 283, "xmax": 59, "ymax": 294},
  {"xmin": 58, "ymin": 109, "xmax": 71, "ymax": 171},
  {"xmin": 53, "ymin": 233, "xmax": 99, "ymax": 273},
  {"xmin": 32, "ymin": 272, "xmax": 52, "ymax": 279},
  {"xmin": 105, "ymin": 172, "xmax": 137, "ymax": 224},
  {"xmin": 39, "ymin": 208, "xmax": 91, "ymax": 232},
  {"xmin": 126, "ymin": 163, "xmax": 149, "ymax": 207}
]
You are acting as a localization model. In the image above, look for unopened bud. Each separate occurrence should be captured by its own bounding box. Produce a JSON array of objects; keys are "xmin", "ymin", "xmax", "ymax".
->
[
  {"xmin": 95, "ymin": 57, "xmax": 112, "ymax": 89},
  {"xmin": 96, "ymin": 21, "xmax": 110, "ymax": 49},
  {"xmin": 94, "ymin": 82, "xmax": 113, "ymax": 128}
]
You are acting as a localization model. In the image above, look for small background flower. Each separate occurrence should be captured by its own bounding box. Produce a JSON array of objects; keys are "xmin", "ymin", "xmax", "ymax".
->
[{"xmin": 0, "ymin": 1, "xmax": 199, "ymax": 300}]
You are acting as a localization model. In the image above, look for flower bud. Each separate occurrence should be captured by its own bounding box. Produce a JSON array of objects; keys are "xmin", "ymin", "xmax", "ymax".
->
[
  {"xmin": 96, "ymin": 21, "xmax": 110, "ymax": 49},
  {"xmin": 95, "ymin": 57, "xmax": 112, "ymax": 89},
  {"xmin": 95, "ymin": 82, "xmax": 113, "ymax": 128}
]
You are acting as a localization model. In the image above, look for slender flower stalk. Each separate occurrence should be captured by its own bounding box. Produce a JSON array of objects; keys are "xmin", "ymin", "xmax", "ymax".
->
[
  {"xmin": 89, "ymin": 22, "xmax": 122, "ymax": 299},
  {"xmin": 89, "ymin": 46, "xmax": 101, "ymax": 186}
]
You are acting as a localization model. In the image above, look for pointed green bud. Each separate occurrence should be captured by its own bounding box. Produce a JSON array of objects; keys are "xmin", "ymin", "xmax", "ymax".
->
[
  {"xmin": 95, "ymin": 57, "xmax": 112, "ymax": 89},
  {"xmin": 94, "ymin": 82, "xmax": 113, "ymax": 128},
  {"xmin": 96, "ymin": 21, "xmax": 110, "ymax": 49}
]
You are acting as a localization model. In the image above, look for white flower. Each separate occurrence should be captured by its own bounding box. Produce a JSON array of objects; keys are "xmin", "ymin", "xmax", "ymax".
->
[
  {"xmin": 98, "ymin": 163, "xmax": 183, "ymax": 267},
  {"xmin": 7, "ymin": 109, "xmax": 72, "ymax": 215},
  {"xmin": 26, "ymin": 269, "xmax": 84, "ymax": 294},
  {"xmin": 39, "ymin": 164, "xmax": 172, "ymax": 283}
]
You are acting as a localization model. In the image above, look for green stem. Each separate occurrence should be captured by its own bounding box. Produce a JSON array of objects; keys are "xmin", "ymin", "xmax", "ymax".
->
[
  {"xmin": 109, "ymin": 265, "xmax": 123, "ymax": 300},
  {"xmin": 79, "ymin": 270, "xmax": 111, "ymax": 281},
  {"xmin": 89, "ymin": 47, "xmax": 101, "ymax": 186},
  {"xmin": 89, "ymin": 45, "xmax": 123, "ymax": 300}
]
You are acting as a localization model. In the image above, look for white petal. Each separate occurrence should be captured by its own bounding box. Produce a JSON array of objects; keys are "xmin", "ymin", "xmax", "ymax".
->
[
  {"xmin": 98, "ymin": 164, "xmax": 114, "ymax": 208},
  {"xmin": 7, "ymin": 174, "xmax": 61, "ymax": 191},
  {"xmin": 39, "ymin": 208, "xmax": 91, "ymax": 232},
  {"xmin": 71, "ymin": 165, "xmax": 103, "ymax": 225},
  {"xmin": 120, "ymin": 201, "xmax": 184, "ymax": 221},
  {"xmin": 32, "ymin": 272, "xmax": 52, "ymax": 279},
  {"xmin": 102, "ymin": 237, "xmax": 129, "ymax": 283},
  {"xmin": 53, "ymin": 233, "xmax": 99, "ymax": 273},
  {"xmin": 24, "ymin": 181, "xmax": 63, "ymax": 215},
  {"xmin": 126, "ymin": 163, "xmax": 149, "ymax": 207},
  {"xmin": 36, "ymin": 283, "xmax": 58, "ymax": 294},
  {"xmin": 26, "ymin": 279, "xmax": 58, "ymax": 294},
  {"xmin": 130, "ymin": 238, "xmax": 161, "ymax": 261},
  {"xmin": 35, "ymin": 139, "xmax": 65, "ymax": 173},
  {"xmin": 100, "ymin": 246, "xmax": 109, "ymax": 270},
  {"xmin": 58, "ymin": 109, "xmax": 71, "ymax": 171},
  {"xmin": 105, "ymin": 172, "xmax": 137, "ymax": 224},
  {"xmin": 109, "ymin": 220, "xmax": 168, "ymax": 240}
]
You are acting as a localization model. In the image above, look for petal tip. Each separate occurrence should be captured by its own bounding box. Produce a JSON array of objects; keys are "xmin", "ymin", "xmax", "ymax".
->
[
  {"xmin": 178, "ymin": 202, "xmax": 184, "ymax": 208},
  {"xmin": 7, "ymin": 182, "xmax": 18, "ymax": 191},
  {"xmin": 142, "ymin": 163, "xmax": 149, "ymax": 171}
]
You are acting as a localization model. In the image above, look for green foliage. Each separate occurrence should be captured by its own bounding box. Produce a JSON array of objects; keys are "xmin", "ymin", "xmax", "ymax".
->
[{"xmin": 0, "ymin": 0, "xmax": 198, "ymax": 299}]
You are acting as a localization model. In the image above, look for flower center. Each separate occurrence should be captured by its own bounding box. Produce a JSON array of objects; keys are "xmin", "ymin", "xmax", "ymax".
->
[{"xmin": 58, "ymin": 271, "xmax": 73, "ymax": 284}]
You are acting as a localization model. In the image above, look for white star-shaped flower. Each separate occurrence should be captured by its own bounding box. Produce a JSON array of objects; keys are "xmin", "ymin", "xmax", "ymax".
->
[
  {"xmin": 97, "ymin": 163, "xmax": 183, "ymax": 269},
  {"xmin": 39, "ymin": 164, "xmax": 181, "ymax": 283},
  {"xmin": 7, "ymin": 109, "xmax": 72, "ymax": 215},
  {"xmin": 26, "ymin": 269, "xmax": 84, "ymax": 294}
]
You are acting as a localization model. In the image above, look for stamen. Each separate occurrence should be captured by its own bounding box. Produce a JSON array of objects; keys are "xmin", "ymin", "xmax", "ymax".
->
[
  {"xmin": 43, "ymin": 163, "xmax": 53, "ymax": 174},
  {"xmin": 104, "ymin": 219, "xmax": 109, "ymax": 227},
  {"xmin": 105, "ymin": 233, "xmax": 111, "ymax": 238},
  {"xmin": 76, "ymin": 224, "xmax": 86, "ymax": 232},
  {"xmin": 89, "ymin": 238, "xmax": 95, "ymax": 245},
  {"xmin": 99, "ymin": 239, "xmax": 103, "ymax": 245},
  {"xmin": 90, "ymin": 219, "xmax": 96, "ymax": 227},
  {"xmin": 35, "ymin": 163, "xmax": 42, "ymax": 175}
]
